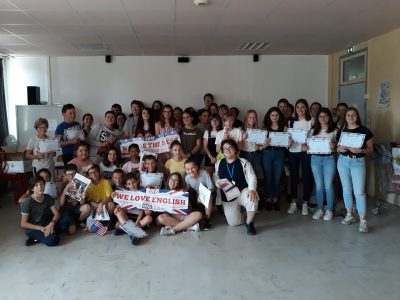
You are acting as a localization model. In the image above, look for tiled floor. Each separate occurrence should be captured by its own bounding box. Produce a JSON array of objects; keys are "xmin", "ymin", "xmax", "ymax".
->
[{"xmin": 0, "ymin": 193, "xmax": 399, "ymax": 300}]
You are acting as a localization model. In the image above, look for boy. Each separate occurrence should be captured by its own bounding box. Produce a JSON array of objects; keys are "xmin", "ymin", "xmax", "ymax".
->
[
  {"xmin": 59, "ymin": 164, "xmax": 91, "ymax": 234},
  {"xmin": 122, "ymin": 143, "xmax": 141, "ymax": 174},
  {"xmin": 184, "ymin": 159, "xmax": 214, "ymax": 230},
  {"xmin": 111, "ymin": 169, "xmax": 126, "ymax": 191},
  {"xmin": 55, "ymin": 104, "xmax": 82, "ymax": 165},
  {"xmin": 141, "ymin": 155, "xmax": 163, "ymax": 188}
]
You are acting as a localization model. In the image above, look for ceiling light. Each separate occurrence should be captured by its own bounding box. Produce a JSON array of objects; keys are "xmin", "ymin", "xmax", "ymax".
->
[
  {"xmin": 194, "ymin": 0, "xmax": 209, "ymax": 6},
  {"xmin": 238, "ymin": 42, "xmax": 271, "ymax": 51}
]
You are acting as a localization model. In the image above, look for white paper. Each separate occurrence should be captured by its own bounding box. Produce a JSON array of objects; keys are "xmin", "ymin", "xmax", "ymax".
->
[
  {"xmin": 198, "ymin": 183, "xmax": 211, "ymax": 207},
  {"xmin": 95, "ymin": 207, "xmax": 110, "ymax": 221},
  {"xmin": 64, "ymin": 173, "xmax": 91, "ymax": 201},
  {"xmin": 44, "ymin": 182, "xmax": 57, "ymax": 198},
  {"xmin": 307, "ymin": 137, "xmax": 331, "ymax": 154},
  {"xmin": 215, "ymin": 178, "xmax": 240, "ymax": 201},
  {"xmin": 377, "ymin": 80, "xmax": 390, "ymax": 108},
  {"xmin": 246, "ymin": 128, "xmax": 268, "ymax": 144},
  {"xmin": 288, "ymin": 129, "xmax": 308, "ymax": 144},
  {"xmin": 65, "ymin": 127, "xmax": 85, "ymax": 140},
  {"xmin": 38, "ymin": 139, "xmax": 59, "ymax": 153},
  {"xmin": 140, "ymin": 172, "xmax": 163, "ymax": 188},
  {"xmin": 338, "ymin": 132, "xmax": 366, "ymax": 148},
  {"xmin": 392, "ymin": 148, "xmax": 400, "ymax": 176},
  {"xmin": 269, "ymin": 132, "xmax": 290, "ymax": 147}
]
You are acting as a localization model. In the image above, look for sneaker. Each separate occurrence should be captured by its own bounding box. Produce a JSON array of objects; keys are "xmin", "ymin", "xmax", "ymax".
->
[
  {"xmin": 287, "ymin": 202, "xmax": 297, "ymax": 214},
  {"xmin": 160, "ymin": 226, "xmax": 175, "ymax": 236},
  {"xmin": 341, "ymin": 214, "xmax": 356, "ymax": 225},
  {"xmin": 202, "ymin": 219, "xmax": 212, "ymax": 231},
  {"xmin": 272, "ymin": 202, "xmax": 281, "ymax": 211},
  {"xmin": 312, "ymin": 209, "xmax": 324, "ymax": 220},
  {"xmin": 114, "ymin": 228, "xmax": 126, "ymax": 236},
  {"xmin": 302, "ymin": 203, "xmax": 309, "ymax": 216},
  {"xmin": 246, "ymin": 221, "xmax": 256, "ymax": 235},
  {"xmin": 359, "ymin": 220, "xmax": 368, "ymax": 233},
  {"xmin": 185, "ymin": 223, "xmax": 200, "ymax": 232},
  {"xmin": 25, "ymin": 237, "xmax": 39, "ymax": 247},
  {"xmin": 129, "ymin": 235, "xmax": 140, "ymax": 245},
  {"xmin": 323, "ymin": 210, "xmax": 333, "ymax": 221}
]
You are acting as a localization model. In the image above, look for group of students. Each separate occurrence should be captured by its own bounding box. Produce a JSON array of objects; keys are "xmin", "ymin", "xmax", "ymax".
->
[{"xmin": 19, "ymin": 93, "xmax": 374, "ymax": 247}]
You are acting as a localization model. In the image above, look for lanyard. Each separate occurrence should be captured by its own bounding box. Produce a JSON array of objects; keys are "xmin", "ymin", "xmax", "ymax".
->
[{"xmin": 226, "ymin": 160, "xmax": 236, "ymax": 185}]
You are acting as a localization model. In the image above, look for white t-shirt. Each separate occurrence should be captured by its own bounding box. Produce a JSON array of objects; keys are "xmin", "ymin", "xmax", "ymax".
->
[
  {"xmin": 289, "ymin": 119, "xmax": 312, "ymax": 153},
  {"xmin": 215, "ymin": 128, "xmax": 243, "ymax": 145}
]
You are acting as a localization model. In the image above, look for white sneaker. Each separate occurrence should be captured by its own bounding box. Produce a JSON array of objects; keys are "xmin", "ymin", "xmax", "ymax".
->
[
  {"xmin": 302, "ymin": 203, "xmax": 309, "ymax": 216},
  {"xmin": 359, "ymin": 220, "xmax": 368, "ymax": 233},
  {"xmin": 341, "ymin": 214, "xmax": 355, "ymax": 225},
  {"xmin": 323, "ymin": 210, "xmax": 333, "ymax": 221},
  {"xmin": 185, "ymin": 223, "xmax": 200, "ymax": 232},
  {"xmin": 312, "ymin": 209, "xmax": 324, "ymax": 220},
  {"xmin": 287, "ymin": 202, "xmax": 297, "ymax": 214},
  {"xmin": 160, "ymin": 226, "xmax": 175, "ymax": 236}
]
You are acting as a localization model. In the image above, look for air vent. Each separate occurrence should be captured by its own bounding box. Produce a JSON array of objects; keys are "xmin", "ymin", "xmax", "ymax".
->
[
  {"xmin": 72, "ymin": 43, "xmax": 108, "ymax": 51},
  {"xmin": 238, "ymin": 42, "xmax": 271, "ymax": 51}
]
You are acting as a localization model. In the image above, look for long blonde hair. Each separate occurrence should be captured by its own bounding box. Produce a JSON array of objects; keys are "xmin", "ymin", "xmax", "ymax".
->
[{"xmin": 243, "ymin": 109, "xmax": 259, "ymax": 130}]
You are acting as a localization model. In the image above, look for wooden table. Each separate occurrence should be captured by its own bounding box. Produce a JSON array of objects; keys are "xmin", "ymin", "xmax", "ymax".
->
[{"xmin": 0, "ymin": 172, "xmax": 31, "ymax": 203}]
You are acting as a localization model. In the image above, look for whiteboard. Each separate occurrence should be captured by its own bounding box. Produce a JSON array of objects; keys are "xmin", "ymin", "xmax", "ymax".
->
[{"xmin": 16, "ymin": 105, "xmax": 64, "ymax": 146}]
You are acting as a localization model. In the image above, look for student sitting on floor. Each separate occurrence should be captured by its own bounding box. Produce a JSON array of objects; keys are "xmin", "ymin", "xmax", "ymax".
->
[
  {"xmin": 18, "ymin": 168, "xmax": 55, "ymax": 204},
  {"xmin": 141, "ymin": 154, "xmax": 163, "ymax": 189},
  {"xmin": 158, "ymin": 172, "xmax": 204, "ymax": 236},
  {"xmin": 112, "ymin": 172, "xmax": 152, "ymax": 245},
  {"xmin": 20, "ymin": 176, "xmax": 60, "ymax": 247},
  {"xmin": 110, "ymin": 169, "xmax": 126, "ymax": 191},
  {"xmin": 122, "ymin": 143, "xmax": 141, "ymax": 174},
  {"xmin": 58, "ymin": 164, "xmax": 91, "ymax": 234}
]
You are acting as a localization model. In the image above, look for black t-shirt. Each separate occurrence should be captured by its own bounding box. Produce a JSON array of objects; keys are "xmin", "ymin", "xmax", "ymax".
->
[
  {"xmin": 20, "ymin": 194, "xmax": 55, "ymax": 232},
  {"xmin": 218, "ymin": 158, "xmax": 248, "ymax": 201},
  {"xmin": 337, "ymin": 126, "xmax": 373, "ymax": 157}
]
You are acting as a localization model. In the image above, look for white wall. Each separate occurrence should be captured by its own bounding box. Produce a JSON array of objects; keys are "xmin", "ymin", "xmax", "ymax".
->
[
  {"xmin": 6, "ymin": 55, "xmax": 328, "ymax": 137},
  {"xmin": 50, "ymin": 55, "xmax": 328, "ymax": 122}
]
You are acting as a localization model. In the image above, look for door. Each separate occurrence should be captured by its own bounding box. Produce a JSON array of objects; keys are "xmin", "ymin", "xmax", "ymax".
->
[{"xmin": 339, "ymin": 82, "xmax": 366, "ymax": 124}]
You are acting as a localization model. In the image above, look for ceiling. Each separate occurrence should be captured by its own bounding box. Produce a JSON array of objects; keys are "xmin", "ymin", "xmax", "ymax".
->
[{"xmin": 0, "ymin": 0, "xmax": 400, "ymax": 56}]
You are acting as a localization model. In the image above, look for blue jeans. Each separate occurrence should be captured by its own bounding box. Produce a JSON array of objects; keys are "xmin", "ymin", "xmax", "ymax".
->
[
  {"xmin": 261, "ymin": 149, "xmax": 285, "ymax": 198},
  {"xmin": 240, "ymin": 151, "xmax": 261, "ymax": 175},
  {"xmin": 337, "ymin": 155, "xmax": 367, "ymax": 216},
  {"xmin": 311, "ymin": 155, "xmax": 336, "ymax": 210},
  {"xmin": 26, "ymin": 230, "xmax": 59, "ymax": 246},
  {"xmin": 289, "ymin": 152, "xmax": 312, "ymax": 203}
]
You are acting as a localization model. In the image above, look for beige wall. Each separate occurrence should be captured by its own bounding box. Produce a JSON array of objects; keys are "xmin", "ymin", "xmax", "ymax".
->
[{"xmin": 329, "ymin": 27, "xmax": 400, "ymax": 143}]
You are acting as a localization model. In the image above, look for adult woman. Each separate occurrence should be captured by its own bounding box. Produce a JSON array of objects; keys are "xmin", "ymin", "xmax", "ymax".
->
[
  {"xmin": 180, "ymin": 111, "xmax": 202, "ymax": 166},
  {"xmin": 337, "ymin": 107, "xmax": 373, "ymax": 233},
  {"xmin": 303, "ymin": 108, "xmax": 337, "ymax": 221},
  {"xmin": 260, "ymin": 107, "xmax": 287, "ymax": 211},
  {"xmin": 287, "ymin": 99, "xmax": 313, "ymax": 215},
  {"xmin": 214, "ymin": 139, "xmax": 258, "ymax": 235},
  {"xmin": 88, "ymin": 111, "xmax": 121, "ymax": 164},
  {"xmin": 241, "ymin": 110, "xmax": 261, "ymax": 175},
  {"xmin": 135, "ymin": 107, "xmax": 155, "ymax": 137},
  {"xmin": 123, "ymin": 100, "xmax": 143, "ymax": 138}
]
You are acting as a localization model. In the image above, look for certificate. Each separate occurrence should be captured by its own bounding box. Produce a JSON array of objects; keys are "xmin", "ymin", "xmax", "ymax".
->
[
  {"xmin": 246, "ymin": 128, "xmax": 268, "ymax": 144},
  {"xmin": 199, "ymin": 183, "xmax": 211, "ymax": 208},
  {"xmin": 38, "ymin": 139, "xmax": 59, "ymax": 153},
  {"xmin": 307, "ymin": 137, "xmax": 331, "ymax": 154},
  {"xmin": 288, "ymin": 129, "xmax": 308, "ymax": 143},
  {"xmin": 338, "ymin": 132, "xmax": 366, "ymax": 148},
  {"xmin": 140, "ymin": 172, "xmax": 163, "ymax": 188},
  {"xmin": 269, "ymin": 132, "xmax": 290, "ymax": 147},
  {"xmin": 65, "ymin": 127, "xmax": 85, "ymax": 140}
]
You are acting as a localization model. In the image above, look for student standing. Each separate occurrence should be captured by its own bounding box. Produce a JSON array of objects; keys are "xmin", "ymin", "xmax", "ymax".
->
[
  {"xmin": 180, "ymin": 111, "xmax": 202, "ymax": 166},
  {"xmin": 337, "ymin": 107, "xmax": 373, "ymax": 232}
]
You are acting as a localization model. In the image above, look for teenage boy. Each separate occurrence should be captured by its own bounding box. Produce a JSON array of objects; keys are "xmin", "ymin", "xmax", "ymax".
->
[{"xmin": 55, "ymin": 104, "xmax": 82, "ymax": 165}]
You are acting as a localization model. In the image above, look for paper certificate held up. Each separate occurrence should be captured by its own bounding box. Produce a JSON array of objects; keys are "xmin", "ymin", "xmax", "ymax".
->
[
  {"xmin": 198, "ymin": 183, "xmax": 211, "ymax": 207},
  {"xmin": 307, "ymin": 137, "xmax": 331, "ymax": 154},
  {"xmin": 338, "ymin": 132, "xmax": 366, "ymax": 148},
  {"xmin": 65, "ymin": 127, "xmax": 85, "ymax": 141},
  {"xmin": 215, "ymin": 178, "xmax": 240, "ymax": 202},
  {"xmin": 38, "ymin": 138, "xmax": 59, "ymax": 153},
  {"xmin": 246, "ymin": 128, "xmax": 268, "ymax": 144},
  {"xmin": 64, "ymin": 173, "xmax": 91, "ymax": 201},
  {"xmin": 140, "ymin": 172, "xmax": 163, "ymax": 188},
  {"xmin": 288, "ymin": 129, "xmax": 308, "ymax": 144},
  {"xmin": 269, "ymin": 132, "xmax": 290, "ymax": 147}
]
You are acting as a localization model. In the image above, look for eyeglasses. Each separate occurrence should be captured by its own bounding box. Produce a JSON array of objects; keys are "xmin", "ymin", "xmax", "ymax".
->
[{"xmin": 223, "ymin": 146, "xmax": 235, "ymax": 152}]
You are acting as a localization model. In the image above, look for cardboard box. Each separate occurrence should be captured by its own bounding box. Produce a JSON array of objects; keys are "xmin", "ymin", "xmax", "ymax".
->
[{"xmin": 1, "ymin": 146, "xmax": 32, "ymax": 174}]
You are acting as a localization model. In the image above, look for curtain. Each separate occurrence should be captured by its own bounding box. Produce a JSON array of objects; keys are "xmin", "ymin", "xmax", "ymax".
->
[{"xmin": 0, "ymin": 58, "xmax": 9, "ymax": 144}]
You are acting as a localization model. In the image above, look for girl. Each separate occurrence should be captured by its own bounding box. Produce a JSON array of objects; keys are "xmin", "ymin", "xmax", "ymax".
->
[
  {"xmin": 26, "ymin": 118, "xmax": 56, "ymax": 181},
  {"xmin": 135, "ymin": 107, "xmax": 156, "ymax": 137},
  {"xmin": 208, "ymin": 103, "xmax": 219, "ymax": 116},
  {"xmin": 164, "ymin": 140, "xmax": 187, "ymax": 179},
  {"xmin": 203, "ymin": 114, "xmax": 222, "ymax": 175},
  {"xmin": 158, "ymin": 172, "xmax": 204, "ymax": 235},
  {"xmin": 82, "ymin": 113, "xmax": 93, "ymax": 137},
  {"xmin": 123, "ymin": 100, "xmax": 143, "ymax": 138},
  {"xmin": 303, "ymin": 108, "xmax": 337, "ymax": 221},
  {"xmin": 116, "ymin": 113, "xmax": 126, "ymax": 131},
  {"xmin": 215, "ymin": 112, "xmax": 244, "ymax": 154},
  {"xmin": 113, "ymin": 172, "xmax": 152, "ymax": 245},
  {"xmin": 173, "ymin": 106, "xmax": 183, "ymax": 132},
  {"xmin": 155, "ymin": 104, "xmax": 177, "ymax": 171},
  {"xmin": 337, "ymin": 107, "xmax": 373, "ymax": 233},
  {"xmin": 287, "ymin": 99, "xmax": 313, "ymax": 215},
  {"xmin": 218, "ymin": 104, "xmax": 229, "ymax": 118},
  {"xmin": 180, "ymin": 111, "xmax": 202, "ymax": 166},
  {"xmin": 20, "ymin": 176, "xmax": 60, "ymax": 246},
  {"xmin": 241, "ymin": 110, "xmax": 262, "ymax": 175},
  {"xmin": 260, "ymin": 107, "xmax": 287, "ymax": 211},
  {"xmin": 88, "ymin": 111, "xmax": 121, "ymax": 164},
  {"xmin": 100, "ymin": 147, "xmax": 121, "ymax": 180},
  {"xmin": 152, "ymin": 100, "xmax": 163, "ymax": 122},
  {"xmin": 68, "ymin": 141, "xmax": 94, "ymax": 175}
]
